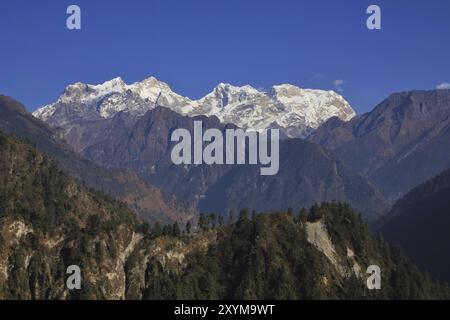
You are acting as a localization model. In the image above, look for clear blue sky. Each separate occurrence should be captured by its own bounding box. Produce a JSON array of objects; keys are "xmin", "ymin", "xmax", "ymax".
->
[{"xmin": 0, "ymin": 0, "xmax": 449, "ymax": 113}]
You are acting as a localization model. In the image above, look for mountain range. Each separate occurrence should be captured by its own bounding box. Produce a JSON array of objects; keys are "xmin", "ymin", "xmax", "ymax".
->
[
  {"xmin": 29, "ymin": 77, "xmax": 391, "ymax": 220},
  {"xmin": 26, "ymin": 84, "xmax": 450, "ymax": 220},
  {"xmin": 2, "ymin": 82, "xmax": 450, "ymax": 299},
  {"xmin": 309, "ymin": 89, "xmax": 450, "ymax": 201},
  {"xmin": 33, "ymin": 76, "xmax": 355, "ymax": 139},
  {"xmin": 35, "ymin": 103, "xmax": 387, "ymax": 220}
]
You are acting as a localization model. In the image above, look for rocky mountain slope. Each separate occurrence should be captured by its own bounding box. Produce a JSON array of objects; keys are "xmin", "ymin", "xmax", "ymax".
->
[
  {"xmin": 59, "ymin": 106, "xmax": 387, "ymax": 221},
  {"xmin": 0, "ymin": 136, "xmax": 446, "ymax": 299},
  {"xmin": 309, "ymin": 90, "xmax": 450, "ymax": 200},
  {"xmin": 0, "ymin": 95, "xmax": 195, "ymax": 224},
  {"xmin": 378, "ymin": 167, "xmax": 450, "ymax": 283},
  {"xmin": 33, "ymin": 76, "xmax": 355, "ymax": 139},
  {"xmin": 198, "ymin": 138, "xmax": 387, "ymax": 221}
]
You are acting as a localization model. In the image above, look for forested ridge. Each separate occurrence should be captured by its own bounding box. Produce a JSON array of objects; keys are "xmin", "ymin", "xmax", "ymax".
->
[{"xmin": 0, "ymin": 130, "xmax": 448, "ymax": 299}]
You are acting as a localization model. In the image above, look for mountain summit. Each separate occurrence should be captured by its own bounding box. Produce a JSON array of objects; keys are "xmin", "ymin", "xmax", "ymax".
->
[{"xmin": 33, "ymin": 76, "xmax": 356, "ymax": 138}]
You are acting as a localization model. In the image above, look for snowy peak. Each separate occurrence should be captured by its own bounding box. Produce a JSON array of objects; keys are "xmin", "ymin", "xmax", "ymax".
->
[
  {"xmin": 128, "ymin": 76, "xmax": 175, "ymax": 100},
  {"xmin": 193, "ymin": 82, "xmax": 355, "ymax": 136},
  {"xmin": 97, "ymin": 77, "xmax": 126, "ymax": 90},
  {"xmin": 213, "ymin": 82, "xmax": 259, "ymax": 95},
  {"xmin": 60, "ymin": 76, "xmax": 174, "ymax": 105},
  {"xmin": 61, "ymin": 77, "xmax": 126, "ymax": 103},
  {"xmin": 269, "ymin": 84, "xmax": 355, "ymax": 125},
  {"xmin": 33, "ymin": 76, "xmax": 356, "ymax": 138},
  {"xmin": 194, "ymin": 83, "xmax": 261, "ymax": 115},
  {"xmin": 207, "ymin": 83, "xmax": 260, "ymax": 104},
  {"xmin": 34, "ymin": 76, "xmax": 191, "ymax": 122}
]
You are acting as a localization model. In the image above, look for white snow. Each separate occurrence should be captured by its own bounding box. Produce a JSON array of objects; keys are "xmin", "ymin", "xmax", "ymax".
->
[{"xmin": 33, "ymin": 76, "xmax": 356, "ymax": 138}]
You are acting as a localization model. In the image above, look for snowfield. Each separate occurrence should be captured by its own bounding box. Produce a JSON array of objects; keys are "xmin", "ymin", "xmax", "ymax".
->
[{"xmin": 33, "ymin": 76, "xmax": 356, "ymax": 138}]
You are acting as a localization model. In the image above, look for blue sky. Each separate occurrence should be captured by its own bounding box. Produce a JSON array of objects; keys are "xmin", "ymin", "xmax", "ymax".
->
[{"xmin": 0, "ymin": 0, "xmax": 449, "ymax": 113}]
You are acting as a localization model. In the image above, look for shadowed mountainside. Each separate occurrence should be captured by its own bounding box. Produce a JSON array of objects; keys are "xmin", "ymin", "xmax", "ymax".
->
[
  {"xmin": 379, "ymin": 168, "xmax": 450, "ymax": 283},
  {"xmin": 58, "ymin": 106, "xmax": 388, "ymax": 221},
  {"xmin": 309, "ymin": 90, "xmax": 450, "ymax": 201},
  {"xmin": 0, "ymin": 95, "xmax": 196, "ymax": 224}
]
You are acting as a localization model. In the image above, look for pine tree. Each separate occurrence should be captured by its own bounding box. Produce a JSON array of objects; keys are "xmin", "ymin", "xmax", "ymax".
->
[
  {"xmin": 228, "ymin": 210, "xmax": 235, "ymax": 224},
  {"xmin": 239, "ymin": 208, "xmax": 249, "ymax": 221},
  {"xmin": 198, "ymin": 214, "xmax": 207, "ymax": 231},
  {"xmin": 218, "ymin": 215, "xmax": 224, "ymax": 227},
  {"xmin": 172, "ymin": 222, "xmax": 181, "ymax": 237},
  {"xmin": 208, "ymin": 213, "xmax": 217, "ymax": 228},
  {"xmin": 186, "ymin": 221, "xmax": 192, "ymax": 234},
  {"xmin": 152, "ymin": 222, "xmax": 162, "ymax": 238}
]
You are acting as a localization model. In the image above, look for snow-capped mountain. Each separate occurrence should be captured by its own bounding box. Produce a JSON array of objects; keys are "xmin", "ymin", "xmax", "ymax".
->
[{"xmin": 33, "ymin": 76, "xmax": 356, "ymax": 138}]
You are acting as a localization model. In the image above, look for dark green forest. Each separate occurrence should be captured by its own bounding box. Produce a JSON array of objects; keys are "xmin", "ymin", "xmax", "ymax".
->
[{"xmin": 141, "ymin": 205, "xmax": 449, "ymax": 300}]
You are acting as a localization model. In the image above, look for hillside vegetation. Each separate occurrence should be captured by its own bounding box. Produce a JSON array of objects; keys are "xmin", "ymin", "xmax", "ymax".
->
[{"xmin": 0, "ymin": 130, "xmax": 448, "ymax": 299}]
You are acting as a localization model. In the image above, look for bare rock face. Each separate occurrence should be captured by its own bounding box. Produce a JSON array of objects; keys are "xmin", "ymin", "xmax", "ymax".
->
[
  {"xmin": 306, "ymin": 220, "xmax": 342, "ymax": 272},
  {"xmin": 306, "ymin": 220, "xmax": 362, "ymax": 279},
  {"xmin": 309, "ymin": 90, "xmax": 450, "ymax": 200}
]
